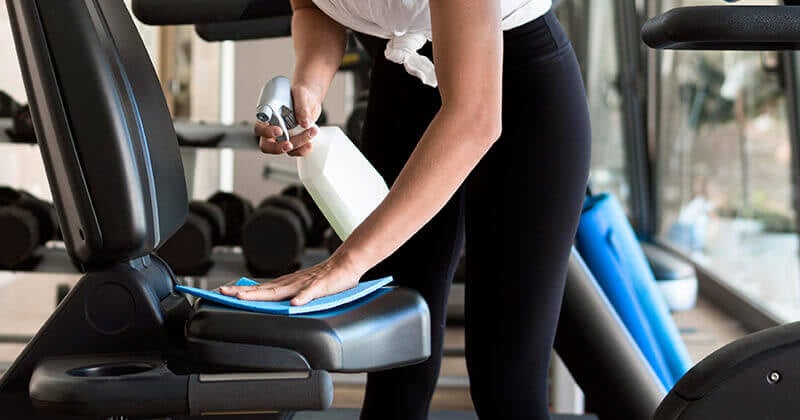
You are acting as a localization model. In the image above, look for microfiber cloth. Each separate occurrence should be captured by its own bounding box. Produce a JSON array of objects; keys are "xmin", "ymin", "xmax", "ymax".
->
[{"xmin": 176, "ymin": 276, "xmax": 393, "ymax": 315}]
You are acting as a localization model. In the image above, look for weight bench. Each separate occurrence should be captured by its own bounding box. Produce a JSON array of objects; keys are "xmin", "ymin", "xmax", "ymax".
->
[{"xmin": 0, "ymin": 0, "xmax": 429, "ymax": 417}]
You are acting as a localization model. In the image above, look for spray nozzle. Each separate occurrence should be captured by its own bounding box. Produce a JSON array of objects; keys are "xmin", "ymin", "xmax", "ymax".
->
[{"xmin": 256, "ymin": 76, "xmax": 298, "ymax": 141}]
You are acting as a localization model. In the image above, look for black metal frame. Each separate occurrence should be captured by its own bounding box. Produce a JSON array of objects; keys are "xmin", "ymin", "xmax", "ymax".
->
[{"xmin": 615, "ymin": 0, "xmax": 655, "ymax": 238}]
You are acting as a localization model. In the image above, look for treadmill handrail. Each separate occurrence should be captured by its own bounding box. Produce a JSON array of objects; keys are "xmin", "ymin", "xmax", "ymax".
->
[{"xmin": 642, "ymin": 6, "xmax": 800, "ymax": 50}]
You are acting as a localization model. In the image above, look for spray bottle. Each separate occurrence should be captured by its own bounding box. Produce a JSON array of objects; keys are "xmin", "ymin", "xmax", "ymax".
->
[{"xmin": 256, "ymin": 76, "xmax": 389, "ymax": 240}]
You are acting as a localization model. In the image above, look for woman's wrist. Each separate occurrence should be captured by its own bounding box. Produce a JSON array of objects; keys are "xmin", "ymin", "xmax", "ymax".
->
[{"xmin": 331, "ymin": 240, "xmax": 375, "ymax": 277}]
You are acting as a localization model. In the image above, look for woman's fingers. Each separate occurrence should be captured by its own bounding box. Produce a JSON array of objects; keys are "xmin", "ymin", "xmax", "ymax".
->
[
  {"xmin": 259, "ymin": 136, "xmax": 293, "ymax": 155},
  {"xmin": 257, "ymin": 125, "xmax": 315, "ymax": 155},
  {"xmin": 288, "ymin": 142, "xmax": 313, "ymax": 157},
  {"xmin": 236, "ymin": 281, "xmax": 308, "ymax": 301},
  {"xmin": 217, "ymin": 257, "xmax": 358, "ymax": 306},
  {"xmin": 254, "ymin": 122, "xmax": 282, "ymax": 138},
  {"xmin": 288, "ymin": 126, "xmax": 318, "ymax": 150},
  {"xmin": 255, "ymin": 122, "xmax": 293, "ymax": 155},
  {"xmin": 220, "ymin": 275, "xmax": 310, "ymax": 301},
  {"xmin": 292, "ymin": 280, "xmax": 326, "ymax": 306}
]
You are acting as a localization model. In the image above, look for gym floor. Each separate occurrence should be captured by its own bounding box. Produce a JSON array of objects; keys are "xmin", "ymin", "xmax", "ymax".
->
[{"xmin": 0, "ymin": 272, "xmax": 747, "ymax": 413}]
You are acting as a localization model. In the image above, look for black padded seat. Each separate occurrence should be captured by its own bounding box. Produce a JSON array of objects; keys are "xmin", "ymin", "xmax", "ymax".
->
[{"xmin": 186, "ymin": 287, "xmax": 431, "ymax": 373}]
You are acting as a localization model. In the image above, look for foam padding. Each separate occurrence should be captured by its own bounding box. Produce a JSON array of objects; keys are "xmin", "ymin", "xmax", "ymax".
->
[
  {"xmin": 177, "ymin": 276, "xmax": 393, "ymax": 315},
  {"xmin": 578, "ymin": 194, "xmax": 691, "ymax": 388}
]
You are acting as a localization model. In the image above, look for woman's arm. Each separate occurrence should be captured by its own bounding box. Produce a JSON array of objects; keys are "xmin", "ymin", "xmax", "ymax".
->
[
  {"xmin": 255, "ymin": 1, "xmax": 347, "ymax": 157},
  {"xmin": 290, "ymin": 0, "xmax": 347, "ymax": 127},
  {"xmin": 223, "ymin": 0, "xmax": 504, "ymax": 304},
  {"xmin": 337, "ymin": 0, "xmax": 504, "ymax": 271}
]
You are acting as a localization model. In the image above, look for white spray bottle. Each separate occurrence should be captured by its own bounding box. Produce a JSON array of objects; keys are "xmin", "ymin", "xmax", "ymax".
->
[{"xmin": 256, "ymin": 76, "xmax": 389, "ymax": 240}]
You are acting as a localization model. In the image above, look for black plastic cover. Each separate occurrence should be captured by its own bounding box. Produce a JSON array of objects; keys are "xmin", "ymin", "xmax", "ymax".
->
[
  {"xmin": 132, "ymin": 0, "xmax": 291, "ymax": 25},
  {"xmin": 642, "ymin": 6, "xmax": 800, "ymax": 50},
  {"xmin": 671, "ymin": 321, "xmax": 800, "ymax": 400},
  {"xmin": 656, "ymin": 321, "xmax": 800, "ymax": 419},
  {"xmin": 29, "ymin": 354, "xmax": 188, "ymax": 417},
  {"xmin": 196, "ymin": 16, "xmax": 292, "ymax": 42},
  {"xmin": 187, "ymin": 287, "xmax": 431, "ymax": 373},
  {"xmin": 7, "ymin": 0, "xmax": 188, "ymax": 265}
]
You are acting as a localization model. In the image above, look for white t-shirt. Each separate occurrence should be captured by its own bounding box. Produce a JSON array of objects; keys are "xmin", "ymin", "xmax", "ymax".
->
[{"xmin": 311, "ymin": 0, "xmax": 552, "ymax": 87}]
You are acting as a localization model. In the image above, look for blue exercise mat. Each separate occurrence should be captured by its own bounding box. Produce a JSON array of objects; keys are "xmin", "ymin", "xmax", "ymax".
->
[
  {"xmin": 585, "ymin": 195, "xmax": 692, "ymax": 382},
  {"xmin": 176, "ymin": 276, "xmax": 393, "ymax": 315},
  {"xmin": 577, "ymin": 194, "xmax": 692, "ymax": 389}
]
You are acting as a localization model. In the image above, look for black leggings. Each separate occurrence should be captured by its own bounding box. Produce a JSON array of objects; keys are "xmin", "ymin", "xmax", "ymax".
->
[{"xmin": 356, "ymin": 11, "xmax": 591, "ymax": 420}]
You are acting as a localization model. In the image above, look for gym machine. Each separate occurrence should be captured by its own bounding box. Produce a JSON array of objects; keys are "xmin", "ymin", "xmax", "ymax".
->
[{"xmin": 0, "ymin": 1, "xmax": 430, "ymax": 418}]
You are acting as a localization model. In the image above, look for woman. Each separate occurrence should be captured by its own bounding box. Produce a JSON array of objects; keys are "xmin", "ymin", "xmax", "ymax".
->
[{"xmin": 220, "ymin": 0, "xmax": 591, "ymax": 418}]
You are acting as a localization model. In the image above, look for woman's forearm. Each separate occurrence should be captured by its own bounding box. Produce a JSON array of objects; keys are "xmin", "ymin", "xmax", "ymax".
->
[
  {"xmin": 336, "ymin": 106, "xmax": 500, "ymax": 273},
  {"xmin": 290, "ymin": 5, "xmax": 347, "ymax": 97},
  {"xmin": 333, "ymin": 0, "xmax": 503, "ymax": 275}
]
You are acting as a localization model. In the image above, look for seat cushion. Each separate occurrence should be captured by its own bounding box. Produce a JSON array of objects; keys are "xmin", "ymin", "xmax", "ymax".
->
[{"xmin": 186, "ymin": 287, "xmax": 430, "ymax": 373}]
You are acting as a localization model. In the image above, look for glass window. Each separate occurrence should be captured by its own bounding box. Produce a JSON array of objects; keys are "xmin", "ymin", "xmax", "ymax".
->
[{"xmin": 655, "ymin": 0, "xmax": 800, "ymax": 322}]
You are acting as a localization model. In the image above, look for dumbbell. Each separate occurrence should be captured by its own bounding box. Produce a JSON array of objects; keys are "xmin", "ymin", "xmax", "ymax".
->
[
  {"xmin": 5, "ymin": 105, "xmax": 37, "ymax": 143},
  {"xmin": 0, "ymin": 187, "xmax": 59, "ymax": 269},
  {"xmin": 208, "ymin": 191, "xmax": 254, "ymax": 246},
  {"xmin": 157, "ymin": 192, "xmax": 253, "ymax": 275},
  {"xmin": 280, "ymin": 184, "xmax": 329, "ymax": 247},
  {"xmin": 0, "ymin": 90, "xmax": 22, "ymax": 118},
  {"xmin": 241, "ymin": 194, "xmax": 313, "ymax": 277},
  {"xmin": 157, "ymin": 201, "xmax": 225, "ymax": 275}
]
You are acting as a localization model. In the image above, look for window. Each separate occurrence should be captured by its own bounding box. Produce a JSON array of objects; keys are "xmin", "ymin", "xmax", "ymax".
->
[{"xmin": 655, "ymin": 0, "xmax": 800, "ymax": 322}]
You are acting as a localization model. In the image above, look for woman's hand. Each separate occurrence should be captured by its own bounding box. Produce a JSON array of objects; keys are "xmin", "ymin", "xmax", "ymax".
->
[
  {"xmin": 219, "ymin": 250, "xmax": 367, "ymax": 306},
  {"xmin": 255, "ymin": 83, "xmax": 324, "ymax": 157}
]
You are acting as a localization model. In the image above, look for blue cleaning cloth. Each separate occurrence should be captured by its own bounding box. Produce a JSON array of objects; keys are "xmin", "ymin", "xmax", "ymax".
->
[{"xmin": 176, "ymin": 276, "xmax": 393, "ymax": 315}]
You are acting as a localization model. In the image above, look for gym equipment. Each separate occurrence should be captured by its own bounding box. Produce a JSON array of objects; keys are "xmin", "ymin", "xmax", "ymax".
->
[
  {"xmin": 133, "ymin": 0, "xmax": 292, "ymax": 25},
  {"xmin": 257, "ymin": 76, "xmax": 389, "ymax": 240},
  {"xmin": 0, "ymin": 187, "xmax": 58, "ymax": 269},
  {"xmin": 242, "ymin": 194, "xmax": 312, "ymax": 277},
  {"xmin": 173, "ymin": 120, "xmax": 261, "ymax": 150},
  {"xmin": 208, "ymin": 191, "xmax": 255, "ymax": 246},
  {"xmin": 6, "ymin": 104, "xmax": 36, "ymax": 143},
  {"xmin": 157, "ymin": 200, "xmax": 226, "ymax": 275},
  {"xmin": 640, "ymin": 4, "xmax": 800, "ymax": 419},
  {"xmin": 0, "ymin": 2, "xmax": 430, "ymax": 418},
  {"xmin": 196, "ymin": 15, "xmax": 291, "ymax": 42},
  {"xmin": 555, "ymin": 249, "xmax": 667, "ymax": 418},
  {"xmin": 0, "ymin": 90, "xmax": 21, "ymax": 117},
  {"xmin": 577, "ymin": 193, "xmax": 691, "ymax": 388},
  {"xmin": 283, "ymin": 183, "xmax": 329, "ymax": 247},
  {"xmin": 158, "ymin": 192, "xmax": 253, "ymax": 275}
]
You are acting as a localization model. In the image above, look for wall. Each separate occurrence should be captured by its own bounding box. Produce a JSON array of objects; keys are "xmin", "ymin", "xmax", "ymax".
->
[{"xmin": 0, "ymin": 5, "xmax": 27, "ymax": 103}]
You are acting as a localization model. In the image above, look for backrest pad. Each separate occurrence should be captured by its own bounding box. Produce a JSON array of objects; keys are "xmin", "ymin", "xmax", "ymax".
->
[{"xmin": 6, "ymin": 0, "xmax": 188, "ymax": 266}]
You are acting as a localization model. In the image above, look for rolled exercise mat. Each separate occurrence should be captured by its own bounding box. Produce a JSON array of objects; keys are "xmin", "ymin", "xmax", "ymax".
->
[
  {"xmin": 577, "ymin": 193, "xmax": 692, "ymax": 387},
  {"xmin": 576, "ymin": 193, "xmax": 673, "ymax": 387}
]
